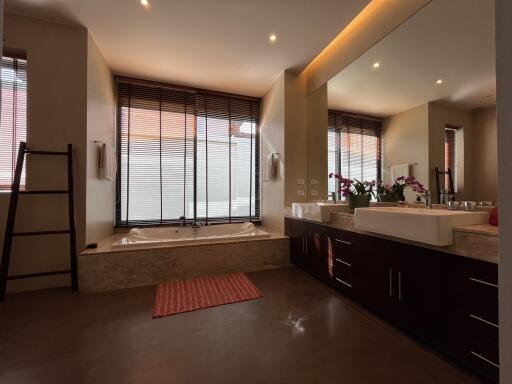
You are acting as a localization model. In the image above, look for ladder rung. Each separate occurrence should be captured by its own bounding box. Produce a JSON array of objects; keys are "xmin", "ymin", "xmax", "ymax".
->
[
  {"xmin": 7, "ymin": 270, "xmax": 71, "ymax": 280},
  {"xmin": 19, "ymin": 190, "xmax": 69, "ymax": 195},
  {"xmin": 26, "ymin": 150, "xmax": 68, "ymax": 156},
  {"xmin": 13, "ymin": 230, "xmax": 70, "ymax": 237}
]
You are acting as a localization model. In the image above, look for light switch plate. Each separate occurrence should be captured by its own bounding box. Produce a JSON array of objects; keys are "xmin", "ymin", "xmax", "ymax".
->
[
  {"xmin": 310, "ymin": 179, "xmax": 318, "ymax": 185},
  {"xmin": 297, "ymin": 190, "xmax": 305, "ymax": 196}
]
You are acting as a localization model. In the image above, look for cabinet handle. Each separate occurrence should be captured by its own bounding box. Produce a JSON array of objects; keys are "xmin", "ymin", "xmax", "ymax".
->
[
  {"xmin": 469, "ymin": 277, "xmax": 498, "ymax": 289},
  {"xmin": 470, "ymin": 351, "xmax": 500, "ymax": 368},
  {"xmin": 398, "ymin": 271, "xmax": 402, "ymax": 302},
  {"xmin": 389, "ymin": 268, "xmax": 393, "ymax": 297},
  {"xmin": 335, "ymin": 258, "xmax": 352, "ymax": 267},
  {"xmin": 335, "ymin": 239, "xmax": 352, "ymax": 246},
  {"xmin": 335, "ymin": 277, "xmax": 352, "ymax": 288},
  {"xmin": 469, "ymin": 314, "xmax": 499, "ymax": 329}
]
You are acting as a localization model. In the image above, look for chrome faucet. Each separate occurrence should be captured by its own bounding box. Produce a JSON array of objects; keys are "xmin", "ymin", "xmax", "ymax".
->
[
  {"xmin": 178, "ymin": 215, "xmax": 187, "ymax": 226},
  {"xmin": 191, "ymin": 220, "xmax": 204, "ymax": 229},
  {"xmin": 419, "ymin": 190, "xmax": 432, "ymax": 209}
]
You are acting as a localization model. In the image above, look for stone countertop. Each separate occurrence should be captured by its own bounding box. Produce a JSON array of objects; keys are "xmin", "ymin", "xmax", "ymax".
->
[
  {"xmin": 287, "ymin": 212, "xmax": 498, "ymax": 264},
  {"xmin": 454, "ymin": 224, "xmax": 498, "ymax": 237}
]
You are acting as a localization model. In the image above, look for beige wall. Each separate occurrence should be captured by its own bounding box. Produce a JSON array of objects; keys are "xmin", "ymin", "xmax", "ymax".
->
[
  {"xmin": 306, "ymin": 84, "xmax": 328, "ymax": 201},
  {"xmin": 0, "ymin": 14, "xmax": 88, "ymax": 293},
  {"xmin": 0, "ymin": 14, "xmax": 116, "ymax": 293},
  {"xmin": 283, "ymin": 71, "xmax": 308, "ymax": 206},
  {"xmin": 471, "ymin": 106, "xmax": 497, "ymax": 202},
  {"xmin": 260, "ymin": 73, "xmax": 285, "ymax": 233},
  {"xmin": 428, "ymin": 103, "xmax": 474, "ymax": 202},
  {"xmin": 383, "ymin": 103, "xmax": 429, "ymax": 201},
  {"xmin": 86, "ymin": 35, "xmax": 116, "ymax": 244}
]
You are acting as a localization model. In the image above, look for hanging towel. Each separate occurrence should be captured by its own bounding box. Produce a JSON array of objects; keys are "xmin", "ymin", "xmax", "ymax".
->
[
  {"xmin": 99, "ymin": 143, "xmax": 117, "ymax": 181},
  {"xmin": 390, "ymin": 163, "xmax": 409, "ymax": 181},
  {"xmin": 266, "ymin": 153, "xmax": 278, "ymax": 181}
]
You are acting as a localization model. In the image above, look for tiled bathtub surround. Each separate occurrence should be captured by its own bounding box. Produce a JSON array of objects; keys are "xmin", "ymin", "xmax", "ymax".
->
[{"xmin": 79, "ymin": 228, "xmax": 290, "ymax": 293}]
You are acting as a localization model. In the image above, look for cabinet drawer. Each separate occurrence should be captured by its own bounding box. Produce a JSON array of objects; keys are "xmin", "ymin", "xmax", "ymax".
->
[{"xmin": 447, "ymin": 255, "xmax": 499, "ymax": 324}]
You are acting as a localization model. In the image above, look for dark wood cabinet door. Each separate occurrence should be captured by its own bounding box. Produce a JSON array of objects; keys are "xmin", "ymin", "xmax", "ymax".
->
[
  {"xmin": 284, "ymin": 218, "xmax": 308, "ymax": 267},
  {"xmin": 364, "ymin": 237, "xmax": 400, "ymax": 321},
  {"xmin": 445, "ymin": 255, "xmax": 499, "ymax": 382},
  {"xmin": 396, "ymin": 245, "xmax": 445, "ymax": 344},
  {"xmin": 306, "ymin": 223, "xmax": 334, "ymax": 281}
]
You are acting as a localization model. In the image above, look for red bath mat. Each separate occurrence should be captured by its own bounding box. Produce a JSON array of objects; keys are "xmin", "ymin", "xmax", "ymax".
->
[{"xmin": 153, "ymin": 272, "xmax": 263, "ymax": 318}]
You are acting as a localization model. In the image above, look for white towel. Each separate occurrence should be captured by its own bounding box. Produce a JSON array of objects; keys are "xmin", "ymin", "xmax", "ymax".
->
[
  {"xmin": 99, "ymin": 143, "xmax": 117, "ymax": 181},
  {"xmin": 391, "ymin": 163, "xmax": 409, "ymax": 181}
]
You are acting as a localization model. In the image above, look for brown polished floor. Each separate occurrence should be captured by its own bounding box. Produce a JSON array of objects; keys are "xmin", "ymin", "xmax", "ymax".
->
[{"xmin": 0, "ymin": 267, "xmax": 481, "ymax": 384}]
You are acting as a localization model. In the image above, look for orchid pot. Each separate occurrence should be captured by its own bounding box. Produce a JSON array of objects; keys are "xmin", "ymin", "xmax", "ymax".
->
[{"xmin": 348, "ymin": 194, "xmax": 371, "ymax": 212}]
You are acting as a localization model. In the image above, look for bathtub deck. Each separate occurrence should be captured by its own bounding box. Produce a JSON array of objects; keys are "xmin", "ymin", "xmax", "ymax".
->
[{"xmin": 79, "ymin": 227, "xmax": 290, "ymax": 293}]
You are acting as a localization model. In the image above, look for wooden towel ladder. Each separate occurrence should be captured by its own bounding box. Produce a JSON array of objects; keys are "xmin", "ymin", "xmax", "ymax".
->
[{"xmin": 0, "ymin": 142, "xmax": 78, "ymax": 300}]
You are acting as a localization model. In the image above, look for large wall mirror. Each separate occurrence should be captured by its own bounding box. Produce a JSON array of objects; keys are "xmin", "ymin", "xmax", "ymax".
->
[{"xmin": 327, "ymin": 0, "xmax": 495, "ymax": 204}]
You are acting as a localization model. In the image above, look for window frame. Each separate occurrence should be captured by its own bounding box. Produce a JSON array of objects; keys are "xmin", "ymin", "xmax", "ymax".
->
[
  {"xmin": 328, "ymin": 110, "xmax": 383, "ymax": 193},
  {"xmin": 0, "ymin": 51, "xmax": 28, "ymax": 192},
  {"xmin": 115, "ymin": 77, "xmax": 261, "ymax": 227}
]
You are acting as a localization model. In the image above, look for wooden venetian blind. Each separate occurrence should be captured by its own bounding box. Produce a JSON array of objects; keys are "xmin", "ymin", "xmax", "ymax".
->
[
  {"xmin": 117, "ymin": 78, "xmax": 260, "ymax": 226},
  {"xmin": 328, "ymin": 110, "xmax": 382, "ymax": 190},
  {"xmin": 0, "ymin": 55, "xmax": 27, "ymax": 190}
]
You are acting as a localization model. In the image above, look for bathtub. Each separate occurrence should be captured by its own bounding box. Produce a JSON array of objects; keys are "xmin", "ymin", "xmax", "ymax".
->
[{"xmin": 112, "ymin": 222, "xmax": 270, "ymax": 249}]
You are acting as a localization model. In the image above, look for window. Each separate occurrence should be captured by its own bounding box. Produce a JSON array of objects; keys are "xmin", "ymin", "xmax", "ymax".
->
[
  {"xmin": 0, "ymin": 55, "xmax": 27, "ymax": 190},
  {"xmin": 444, "ymin": 127, "xmax": 457, "ymax": 193},
  {"xmin": 328, "ymin": 110, "xmax": 382, "ymax": 192},
  {"xmin": 117, "ymin": 78, "xmax": 260, "ymax": 226}
]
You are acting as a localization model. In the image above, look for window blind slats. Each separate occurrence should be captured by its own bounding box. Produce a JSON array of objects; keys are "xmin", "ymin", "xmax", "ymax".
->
[
  {"xmin": 328, "ymin": 111, "xmax": 382, "ymax": 189},
  {"xmin": 117, "ymin": 79, "xmax": 260, "ymax": 226},
  {"xmin": 1, "ymin": 56, "xmax": 27, "ymax": 190}
]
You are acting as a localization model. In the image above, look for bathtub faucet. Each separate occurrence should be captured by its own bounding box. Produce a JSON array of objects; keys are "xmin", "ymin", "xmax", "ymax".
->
[{"xmin": 191, "ymin": 221, "xmax": 204, "ymax": 229}]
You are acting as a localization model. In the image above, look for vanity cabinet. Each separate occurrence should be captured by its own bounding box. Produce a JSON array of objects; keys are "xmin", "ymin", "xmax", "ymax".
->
[
  {"xmin": 284, "ymin": 217, "xmax": 499, "ymax": 382},
  {"xmin": 284, "ymin": 218, "xmax": 308, "ymax": 267},
  {"xmin": 363, "ymin": 236, "xmax": 445, "ymax": 344},
  {"xmin": 328, "ymin": 228, "xmax": 365, "ymax": 301},
  {"xmin": 445, "ymin": 255, "xmax": 499, "ymax": 383}
]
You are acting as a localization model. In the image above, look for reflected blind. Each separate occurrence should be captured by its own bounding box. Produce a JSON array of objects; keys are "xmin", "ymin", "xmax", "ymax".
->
[
  {"xmin": 0, "ymin": 55, "xmax": 27, "ymax": 190},
  {"xmin": 328, "ymin": 110, "xmax": 382, "ymax": 188},
  {"xmin": 117, "ymin": 79, "xmax": 260, "ymax": 226}
]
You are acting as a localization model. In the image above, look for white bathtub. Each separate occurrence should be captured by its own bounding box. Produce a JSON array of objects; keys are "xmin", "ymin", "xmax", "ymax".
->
[{"xmin": 112, "ymin": 222, "xmax": 270, "ymax": 249}]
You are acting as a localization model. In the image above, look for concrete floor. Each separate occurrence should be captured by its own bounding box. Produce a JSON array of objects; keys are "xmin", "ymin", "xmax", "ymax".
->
[{"xmin": 0, "ymin": 267, "xmax": 481, "ymax": 384}]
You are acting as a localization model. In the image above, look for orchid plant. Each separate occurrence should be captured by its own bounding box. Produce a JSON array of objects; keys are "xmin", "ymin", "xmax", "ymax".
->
[
  {"xmin": 376, "ymin": 176, "xmax": 425, "ymax": 201},
  {"xmin": 329, "ymin": 173, "xmax": 376, "ymax": 198}
]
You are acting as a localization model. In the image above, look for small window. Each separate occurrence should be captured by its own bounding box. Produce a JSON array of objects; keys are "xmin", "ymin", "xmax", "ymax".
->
[
  {"xmin": 444, "ymin": 127, "xmax": 457, "ymax": 193},
  {"xmin": 0, "ymin": 55, "xmax": 27, "ymax": 191}
]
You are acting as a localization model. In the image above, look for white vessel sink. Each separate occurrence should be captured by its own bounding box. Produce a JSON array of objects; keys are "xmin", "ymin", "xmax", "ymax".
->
[
  {"xmin": 291, "ymin": 202, "xmax": 349, "ymax": 222},
  {"xmin": 354, "ymin": 207, "xmax": 488, "ymax": 246}
]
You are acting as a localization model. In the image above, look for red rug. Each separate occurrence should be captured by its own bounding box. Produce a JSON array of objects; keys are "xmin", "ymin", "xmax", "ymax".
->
[{"xmin": 153, "ymin": 272, "xmax": 263, "ymax": 318}]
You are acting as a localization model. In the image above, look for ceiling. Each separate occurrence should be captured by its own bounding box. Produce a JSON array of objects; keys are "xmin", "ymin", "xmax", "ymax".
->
[
  {"xmin": 6, "ymin": 0, "xmax": 370, "ymax": 97},
  {"xmin": 328, "ymin": 0, "xmax": 496, "ymax": 117}
]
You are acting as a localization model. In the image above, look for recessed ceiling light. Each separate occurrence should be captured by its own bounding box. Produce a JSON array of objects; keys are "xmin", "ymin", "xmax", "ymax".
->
[
  {"xmin": 436, "ymin": 79, "xmax": 443, "ymax": 85},
  {"xmin": 140, "ymin": 0, "xmax": 149, "ymax": 7},
  {"xmin": 372, "ymin": 62, "xmax": 380, "ymax": 69},
  {"xmin": 269, "ymin": 34, "xmax": 277, "ymax": 43}
]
